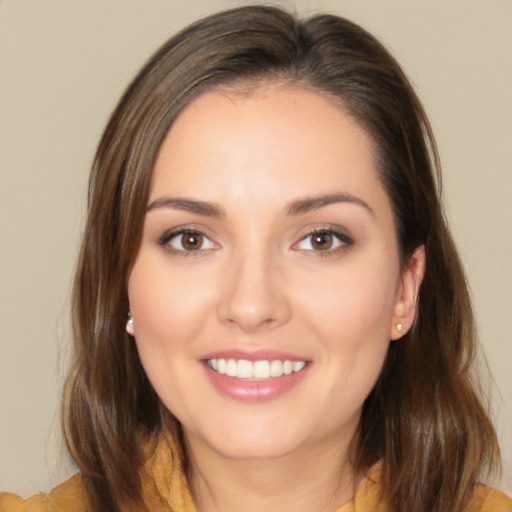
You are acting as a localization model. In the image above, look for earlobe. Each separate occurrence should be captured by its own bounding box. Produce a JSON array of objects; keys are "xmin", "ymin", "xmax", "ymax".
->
[
  {"xmin": 126, "ymin": 310, "xmax": 135, "ymax": 336},
  {"xmin": 391, "ymin": 245, "xmax": 426, "ymax": 340}
]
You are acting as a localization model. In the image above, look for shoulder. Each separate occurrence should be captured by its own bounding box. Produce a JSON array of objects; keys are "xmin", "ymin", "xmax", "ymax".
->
[
  {"xmin": 350, "ymin": 461, "xmax": 512, "ymax": 512},
  {"xmin": 466, "ymin": 484, "xmax": 512, "ymax": 512},
  {"xmin": 0, "ymin": 474, "xmax": 88, "ymax": 512}
]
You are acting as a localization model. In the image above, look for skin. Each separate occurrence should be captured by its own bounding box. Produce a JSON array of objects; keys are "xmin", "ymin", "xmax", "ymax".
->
[{"xmin": 127, "ymin": 85, "xmax": 425, "ymax": 512}]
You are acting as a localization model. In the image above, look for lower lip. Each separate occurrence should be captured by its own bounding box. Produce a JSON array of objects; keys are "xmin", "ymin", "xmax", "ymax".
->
[{"xmin": 203, "ymin": 363, "xmax": 310, "ymax": 403}]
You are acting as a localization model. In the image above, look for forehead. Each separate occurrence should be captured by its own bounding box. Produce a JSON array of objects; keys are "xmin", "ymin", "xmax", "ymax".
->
[{"xmin": 150, "ymin": 85, "xmax": 384, "ymax": 209}]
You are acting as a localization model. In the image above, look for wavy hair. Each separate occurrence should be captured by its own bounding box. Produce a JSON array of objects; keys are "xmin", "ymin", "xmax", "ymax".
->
[{"xmin": 63, "ymin": 5, "xmax": 500, "ymax": 511}]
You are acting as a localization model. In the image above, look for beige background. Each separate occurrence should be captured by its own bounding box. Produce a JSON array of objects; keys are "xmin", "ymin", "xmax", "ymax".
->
[{"xmin": 1, "ymin": 0, "xmax": 511, "ymax": 498}]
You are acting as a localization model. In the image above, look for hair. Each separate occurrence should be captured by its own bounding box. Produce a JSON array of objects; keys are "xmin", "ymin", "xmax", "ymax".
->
[{"xmin": 63, "ymin": 5, "xmax": 500, "ymax": 512}]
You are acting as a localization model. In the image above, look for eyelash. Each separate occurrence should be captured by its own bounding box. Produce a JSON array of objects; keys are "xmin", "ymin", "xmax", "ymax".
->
[
  {"xmin": 293, "ymin": 228, "xmax": 353, "ymax": 256},
  {"xmin": 157, "ymin": 227, "xmax": 353, "ymax": 257},
  {"xmin": 158, "ymin": 228, "xmax": 217, "ymax": 256}
]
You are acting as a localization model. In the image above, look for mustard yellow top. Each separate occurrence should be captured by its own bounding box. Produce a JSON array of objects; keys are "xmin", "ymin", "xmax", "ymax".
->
[{"xmin": 2, "ymin": 431, "xmax": 511, "ymax": 512}]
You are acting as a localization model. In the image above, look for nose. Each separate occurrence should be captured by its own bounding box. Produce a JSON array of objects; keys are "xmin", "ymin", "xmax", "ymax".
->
[{"xmin": 216, "ymin": 248, "xmax": 291, "ymax": 334}]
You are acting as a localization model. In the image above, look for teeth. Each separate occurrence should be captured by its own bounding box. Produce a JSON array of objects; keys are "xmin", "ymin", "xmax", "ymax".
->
[
  {"xmin": 217, "ymin": 359, "xmax": 226, "ymax": 375},
  {"xmin": 237, "ymin": 360, "xmax": 253, "ymax": 379},
  {"xmin": 225, "ymin": 359, "xmax": 237, "ymax": 377},
  {"xmin": 292, "ymin": 361, "xmax": 306, "ymax": 372},
  {"xmin": 207, "ymin": 358, "xmax": 307, "ymax": 380},
  {"xmin": 253, "ymin": 360, "xmax": 270, "ymax": 379},
  {"xmin": 270, "ymin": 359, "xmax": 283, "ymax": 377}
]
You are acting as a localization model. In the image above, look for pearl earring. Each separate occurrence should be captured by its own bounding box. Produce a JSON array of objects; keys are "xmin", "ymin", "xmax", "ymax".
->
[
  {"xmin": 397, "ymin": 323, "xmax": 403, "ymax": 332},
  {"xmin": 126, "ymin": 310, "xmax": 134, "ymax": 334}
]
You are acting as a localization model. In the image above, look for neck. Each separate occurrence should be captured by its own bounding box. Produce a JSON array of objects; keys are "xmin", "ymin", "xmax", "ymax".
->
[{"xmin": 184, "ymin": 431, "xmax": 359, "ymax": 512}]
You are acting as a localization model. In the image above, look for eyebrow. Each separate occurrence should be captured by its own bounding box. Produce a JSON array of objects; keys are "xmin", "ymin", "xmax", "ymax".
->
[
  {"xmin": 285, "ymin": 193, "xmax": 374, "ymax": 216},
  {"xmin": 146, "ymin": 197, "xmax": 225, "ymax": 218},
  {"xmin": 146, "ymin": 192, "xmax": 374, "ymax": 218}
]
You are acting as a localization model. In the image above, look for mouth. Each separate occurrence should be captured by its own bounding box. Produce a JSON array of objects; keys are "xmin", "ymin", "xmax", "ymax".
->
[{"xmin": 206, "ymin": 358, "xmax": 307, "ymax": 380}]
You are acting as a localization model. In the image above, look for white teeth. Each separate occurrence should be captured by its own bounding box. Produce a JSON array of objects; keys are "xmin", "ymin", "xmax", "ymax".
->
[
  {"xmin": 217, "ymin": 359, "xmax": 226, "ymax": 375},
  {"xmin": 270, "ymin": 359, "xmax": 283, "ymax": 377},
  {"xmin": 207, "ymin": 358, "xmax": 307, "ymax": 380},
  {"xmin": 226, "ymin": 359, "xmax": 237, "ymax": 377},
  {"xmin": 236, "ymin": 360, "xmax": 253, "ymax": 379},
  {"xmin": 292, "ymin": 361, "xmax": 306, "ymax": 372},
  {"xmin": 253, "ymin": 360, "xmax": 270, "ymax": 379}
]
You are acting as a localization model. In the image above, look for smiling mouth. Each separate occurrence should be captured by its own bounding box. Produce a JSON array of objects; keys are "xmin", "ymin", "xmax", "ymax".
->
[{"xmin": 206, "ymin": 358, "xmax": 307, "ymax": 380}]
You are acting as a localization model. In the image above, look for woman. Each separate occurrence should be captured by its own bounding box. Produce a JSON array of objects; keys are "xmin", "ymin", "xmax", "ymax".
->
[{"xmin": 1, "ymin": 5, "xmax": 510, "ymax": 512}]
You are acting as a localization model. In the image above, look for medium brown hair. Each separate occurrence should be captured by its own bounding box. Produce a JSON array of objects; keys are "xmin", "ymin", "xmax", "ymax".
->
[{"xmin": 63, "ymin": 5, "xmax": 500, "ymax": 511}]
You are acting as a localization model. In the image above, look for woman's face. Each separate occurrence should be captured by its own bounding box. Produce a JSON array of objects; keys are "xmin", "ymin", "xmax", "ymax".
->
[{"xmin": 127, "ymin": 85, "xmax": 423, "ymax": 461}]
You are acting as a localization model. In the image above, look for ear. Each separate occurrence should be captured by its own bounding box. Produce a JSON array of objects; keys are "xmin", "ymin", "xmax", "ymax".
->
[
  {"xmin": 391, "ymin": 245, "xmax": 426, "ymax": 340},
  {"xmin": 126, "ymin": 310, "xmax": 135, "ymax": 336},
  {"xmin": 126, "ymin": 320, "xmax": 135, "ymax": 336}
]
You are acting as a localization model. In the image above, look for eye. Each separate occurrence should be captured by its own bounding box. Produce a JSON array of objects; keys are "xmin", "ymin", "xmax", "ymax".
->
[
  {"xmin": 294, "ymin": 229, "xmax": 352, "ymax": 252},
  {"xmin": 161, "ymin": 229, "xmax": 217, "ymax": 252}
]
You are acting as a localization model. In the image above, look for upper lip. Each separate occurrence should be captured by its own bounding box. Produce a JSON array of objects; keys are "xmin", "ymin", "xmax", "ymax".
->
[{"xmin": 200, "ymin": 349, "xmax": 310, "ymax": 362}]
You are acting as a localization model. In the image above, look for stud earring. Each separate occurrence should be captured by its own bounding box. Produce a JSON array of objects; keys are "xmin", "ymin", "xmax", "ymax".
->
[
  {"xmin": 396, "ymin": 323, "xmax": 403, "ymax": 332},
  {"xmin": 126, "ymin": 310, "xmax": 134, "ymax": 334}
]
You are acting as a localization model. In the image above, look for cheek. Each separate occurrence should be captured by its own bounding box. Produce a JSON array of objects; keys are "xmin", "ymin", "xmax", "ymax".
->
[
  {"xmin": 126, "ymin": 257, "xmax": 215, "ymax": 412},
  {"xmin": 293, "ymin": 254, "xmax": 399, "ymax": 402},
  {"xmin": 127, "ymin": 255, "xmax": 216, "ymax": 355},
  {"xmin": 299, "ymin": 257, "xmax": 399, "ymax": 342},
  {"xmin": 300, "ymin": 264, "xmax": 396, "ymax": 411}
]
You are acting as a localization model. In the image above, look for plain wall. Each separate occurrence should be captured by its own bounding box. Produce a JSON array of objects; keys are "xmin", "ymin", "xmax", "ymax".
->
[{"xmin": 1, "ymin": 0, "xmax": 511, "ymax": 497}]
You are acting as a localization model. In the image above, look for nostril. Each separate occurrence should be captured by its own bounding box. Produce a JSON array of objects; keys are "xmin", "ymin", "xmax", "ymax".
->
[{"xmin": 216, "ymin": 255, "xmax": 292, "ymax": 333}]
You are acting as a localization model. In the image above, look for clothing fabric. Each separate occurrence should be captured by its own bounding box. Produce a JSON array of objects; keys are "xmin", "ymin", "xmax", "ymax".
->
[{"xmin": 2, "ymin": 430, "xmax": 511, "ymax": 512}]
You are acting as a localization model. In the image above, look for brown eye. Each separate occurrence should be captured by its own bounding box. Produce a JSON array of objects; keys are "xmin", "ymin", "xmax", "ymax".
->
[
  {"xmin": 181, "ymin": 232, "xmax": 203, "ymax": 250},
  {"xmin": 165, "ymin": 230, "xmax": 216, "ymax": 252},
  {"xmin": 310, "ymin": 232, "xmax": 333, "ymax": 250},
  {"xmin": 294, "ymin": 229, "xmax": 352, "ymax": 253}
]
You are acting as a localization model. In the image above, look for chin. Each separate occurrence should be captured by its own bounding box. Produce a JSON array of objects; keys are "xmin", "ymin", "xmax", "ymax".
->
[
  {"xmin": 210, "ymin": 435, "xmax": 302, "ymax": 461},
  {"xmin": 184, "ymin": 417, "xmax": 311, "ymax": 461}
]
